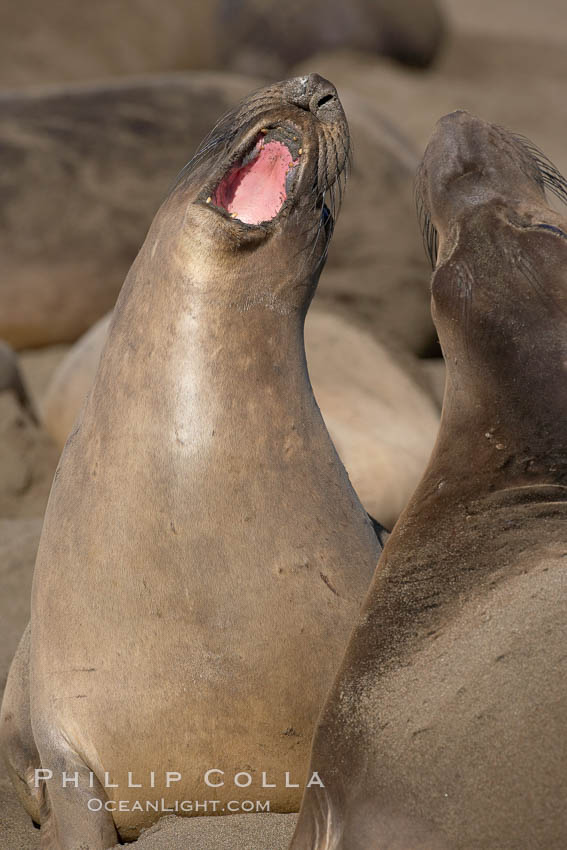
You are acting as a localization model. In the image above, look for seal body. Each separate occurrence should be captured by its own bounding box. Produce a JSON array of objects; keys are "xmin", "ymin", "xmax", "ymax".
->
[
  {"xmin": 0, "ymin": 76, "xmax": 381, "ymax": 847},
  {"xmin": 40, "ymin": 314, "xmax": 114, "ymax": 449},
  {"xmin": 289, "ymin": 112, "xmax": 567, "ymax": 850},
  {"xmin": 40, "ymin": 307, "xmax": 439, "ymax": 527}
]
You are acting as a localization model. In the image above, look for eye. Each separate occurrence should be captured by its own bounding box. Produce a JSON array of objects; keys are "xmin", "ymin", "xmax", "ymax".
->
[
  {"xmin": 534, "ymin": 223, "xmax": 567, "ymax": 239},
  {"xmin": 322, "ymin": 204, "xmax": 332, "ymax": 225}
]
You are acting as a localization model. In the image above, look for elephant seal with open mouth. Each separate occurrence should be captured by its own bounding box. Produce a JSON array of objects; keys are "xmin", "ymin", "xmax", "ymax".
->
[{"xmin": 0, "ymin": 75, "xmax": 382, "ymax": 848}]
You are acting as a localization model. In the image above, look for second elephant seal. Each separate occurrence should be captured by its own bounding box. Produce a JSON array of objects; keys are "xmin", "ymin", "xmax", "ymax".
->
[{"xmin": 288, "ymin": 112, "xmax": 567, "ymax": 849}]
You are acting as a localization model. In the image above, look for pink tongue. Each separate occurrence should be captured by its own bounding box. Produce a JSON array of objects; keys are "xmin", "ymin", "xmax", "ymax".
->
[{"xmin": 213, "ymin": 140, "xmax": 295, "ymax": 225}]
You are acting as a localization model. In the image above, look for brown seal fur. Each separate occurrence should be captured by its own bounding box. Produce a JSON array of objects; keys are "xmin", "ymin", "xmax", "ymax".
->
[
  {"xmin": 40, "ymin": 308, "xmax": 439, "ymax": 528},
  {"xmin": 39, "ymin": 314, "xmax": 114, "ymax": 449},
  {"xmin": 288, "ymin": 111, "xmax": 567, "ymax": 850},
  {"xmin": 0, "ymin": 75, "xmax": 382, "ymax": 847}
]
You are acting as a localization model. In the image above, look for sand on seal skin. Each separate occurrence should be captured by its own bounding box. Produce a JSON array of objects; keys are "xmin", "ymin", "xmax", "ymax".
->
[{"xmin": 110, "ymin": 813, "xmax": 297, "ymax": 850}]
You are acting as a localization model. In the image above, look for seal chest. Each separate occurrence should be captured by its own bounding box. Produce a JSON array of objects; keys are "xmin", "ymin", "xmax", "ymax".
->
[{"xmin": 0, "ymin": 75, "xmax": 381, "ymax": 848}]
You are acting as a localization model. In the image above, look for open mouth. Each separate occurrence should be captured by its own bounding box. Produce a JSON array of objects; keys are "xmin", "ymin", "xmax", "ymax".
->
[{"xmin": 209, "ymin": 127, "xmax": 302, "ymax": 225}]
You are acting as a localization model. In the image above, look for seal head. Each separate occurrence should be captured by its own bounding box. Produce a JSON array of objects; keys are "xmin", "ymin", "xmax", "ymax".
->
[
  {"xmin": 416, "ymin": 109, "xmax": 567, "ymax": 267},
  {"xmin": 164, "ymin": 73, "xmax": 349, "ymax": 311}
]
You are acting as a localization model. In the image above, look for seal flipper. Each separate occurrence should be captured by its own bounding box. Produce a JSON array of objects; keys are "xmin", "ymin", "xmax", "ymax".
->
[
  {"xmin": 27, "ymin": 702, "xmax": 118, "ymax": 850},
  {"xmin": 1, "ymin": 626, "xmax": 117, "ymax": 848},
  {"xmin": 368, "ymin": 514, "xmax": 390, "ymax": 549},
  {"xmin": 34, "ymin": 759, "xmax": 118, "ymax": 850},
  {"xmin": 0, "ymin": 623, "xmax": 41, "ymax": 825}
]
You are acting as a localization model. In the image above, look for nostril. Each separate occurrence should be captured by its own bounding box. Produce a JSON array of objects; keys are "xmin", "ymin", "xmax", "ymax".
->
[
  {"xmin": 317, "ymin": 94, "xmax": 334, "ymax": 109},
  {"xmin": 286, "ymin": 75, "xmax": 338, "ymax": 114}
]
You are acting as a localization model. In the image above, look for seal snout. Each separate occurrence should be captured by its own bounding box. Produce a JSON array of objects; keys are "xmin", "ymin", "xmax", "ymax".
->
[
  {"xmin": 418, "ymin": 110, "xmax": 495, "ymax": 229},
  {"xmin": 437, "ymin": 108, "xmax": 473, "ymax": 125},
  {"xmin": 285, "ymin": 73, "xmax": 342, "ymax": 120},
  {"xmin": 416, "ymin": 110, "xmax": 493, "ymax": 266},
  {"xmin": 428, "ymin": 110, "xmax": 486, "ymax": 168}
]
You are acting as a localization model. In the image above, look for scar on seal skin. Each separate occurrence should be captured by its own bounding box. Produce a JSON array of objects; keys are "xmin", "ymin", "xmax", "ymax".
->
[
  {"xmin": 0, "ymin": 75, "xmax": 384, "ymax": 849},
  {"xmin": 288, "ymin": 111, "xmax": 567, "ymax": 850}
]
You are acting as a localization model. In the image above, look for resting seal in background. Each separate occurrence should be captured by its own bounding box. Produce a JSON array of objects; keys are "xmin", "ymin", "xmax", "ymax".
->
[
  {"xmin": 221, "ymin": 0, "xmax": 445, "ymax": 75},
  {"xmin": 288, "ymin": 111, "xmax": 567, "ymax": 850},
  {"xmin": 0, "ymin": 73, "xmax": 264, "ymax": 349},
  {"xmin": 1, "ymin": 0, "xmax": 445, "ymax": 90},
  {"xmin": 0, "ymin": 75, "xmax": 433, "ymax": 353},
  {"xmin": 0, "ymin": 75, "xmax": 382, "ymax": 848}
]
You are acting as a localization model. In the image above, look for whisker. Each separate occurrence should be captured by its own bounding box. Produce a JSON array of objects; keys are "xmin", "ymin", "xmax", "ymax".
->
[
  {"xmin": 512, "ymin": 133, "xmax": 567, "ymax": 207},
  {"xmin": 414, "ymin": 165, "xmax": 438, "ymax": 269}
]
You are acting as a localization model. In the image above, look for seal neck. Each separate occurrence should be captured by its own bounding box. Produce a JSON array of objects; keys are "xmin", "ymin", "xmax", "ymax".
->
[
  {"xmin": 97, "ymin": 246, "xmax": 321, "ymax": 452},
  {"xmin": 419, "ymin": 357, "xmax": 567, "ymax": 504}
]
